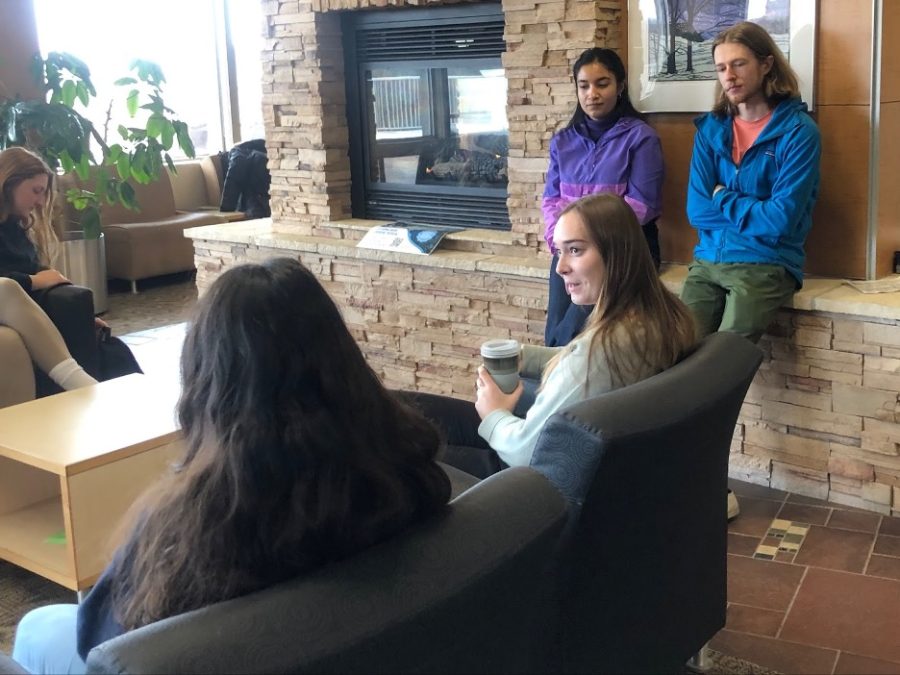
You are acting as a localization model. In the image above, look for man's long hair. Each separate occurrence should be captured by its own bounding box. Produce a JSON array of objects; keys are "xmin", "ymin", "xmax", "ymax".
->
[
  {"xmin": 110, "ymin": 258, "xmax": 450, "ymax": 629},
  {"xmin": 711, "ymin": 21, "xmax": 800, "ymax": 118}
]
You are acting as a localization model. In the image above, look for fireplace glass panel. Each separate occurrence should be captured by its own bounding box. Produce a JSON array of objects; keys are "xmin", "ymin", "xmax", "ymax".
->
[{"xmin": 365, "ymin": 64, "xmax": 508, "ymax": 190}]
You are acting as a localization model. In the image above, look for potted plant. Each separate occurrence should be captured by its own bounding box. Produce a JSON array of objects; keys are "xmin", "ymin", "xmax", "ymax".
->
[{"xmin": 0, "ymin": 51, "xmax": 196, "ymax": 311}]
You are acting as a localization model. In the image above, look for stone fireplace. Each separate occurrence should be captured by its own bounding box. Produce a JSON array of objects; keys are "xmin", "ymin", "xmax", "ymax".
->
[
  {"xmin": 186, "ymin": 0, "xmax": 900, "ymax": 513},
  {"xmin": 189, "ymin": 0, "xmax": 624, "ymax": 397}
]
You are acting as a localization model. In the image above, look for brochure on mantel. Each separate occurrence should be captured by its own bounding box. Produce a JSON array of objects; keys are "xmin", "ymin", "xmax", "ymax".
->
[{"xmin": 356, "ymin": 222, "xmax": 464, "ymax": 255}]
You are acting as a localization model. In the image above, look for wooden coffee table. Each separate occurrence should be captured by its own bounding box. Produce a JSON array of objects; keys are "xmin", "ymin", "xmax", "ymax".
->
[{"xmin": 0, "ymin": 374, "xmax": 182, "ymax": 591}]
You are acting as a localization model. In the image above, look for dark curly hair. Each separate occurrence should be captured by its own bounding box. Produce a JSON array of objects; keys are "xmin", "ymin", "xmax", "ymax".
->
[{"xmin": 110, "ymin": 257, "xmax": 450, "ymax": 629}]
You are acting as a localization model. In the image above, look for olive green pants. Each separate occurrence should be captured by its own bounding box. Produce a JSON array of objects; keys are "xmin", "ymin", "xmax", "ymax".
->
[{"xmin": 680, "ymin": 260, "xmax": 798, "ymax": 344}]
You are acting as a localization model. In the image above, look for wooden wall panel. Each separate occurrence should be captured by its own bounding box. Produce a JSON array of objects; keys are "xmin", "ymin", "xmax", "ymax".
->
[
  {"xmin": 876, "ymin": 101, "xmax": 900, "ymax": 277},
  {"xmin": 804, "ymin": 105, "xmax": 870, "ymax": 279},
  {"xmin": 880, "ymin": 0, "xmax": 900, "ymax": 103},
  {"xmin": 0, "ymin": 0, "xmax": 42, "ymax": 101},
  {"xmin": 816, "ymin": 0, "xmax": 872, "ymax": 106},
  {"xmin": 650, "ymin": 114, "xmax": 697, "ymax": 264}
]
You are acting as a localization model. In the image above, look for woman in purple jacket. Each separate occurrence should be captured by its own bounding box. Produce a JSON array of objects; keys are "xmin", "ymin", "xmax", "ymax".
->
[{"xmin": 542, "ymin": 48, "xmax": 665, "ymax": 347}]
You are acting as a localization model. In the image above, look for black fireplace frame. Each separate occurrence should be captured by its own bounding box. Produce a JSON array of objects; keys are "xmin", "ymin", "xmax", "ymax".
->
[{"xmin": 342, "ymin": 2, "xmax": 510, "ymax": 230}]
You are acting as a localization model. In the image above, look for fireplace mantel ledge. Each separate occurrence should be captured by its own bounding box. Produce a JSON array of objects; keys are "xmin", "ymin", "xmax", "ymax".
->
[
  {"xmin": 661, "ymin": 265, "xmax": 900, "ymax": 322},
  {"xmin": 184, "ymin": 218, "xmax": 549, "ymax": 280}
]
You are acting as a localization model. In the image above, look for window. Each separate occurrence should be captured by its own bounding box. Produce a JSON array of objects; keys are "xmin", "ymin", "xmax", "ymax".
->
[{"xmin": 33, "ymin": 0, "xmax": 264, "ymax": 157}]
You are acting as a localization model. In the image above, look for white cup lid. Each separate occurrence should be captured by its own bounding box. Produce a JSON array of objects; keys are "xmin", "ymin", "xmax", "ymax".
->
[{"xmin": 480, "ymin": 339, "xmax": 520, "ymax": 359}]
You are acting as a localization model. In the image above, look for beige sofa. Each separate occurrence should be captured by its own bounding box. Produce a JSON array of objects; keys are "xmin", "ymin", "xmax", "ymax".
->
[
  {"xmin": 58, "ymin": 157, "xmax": 242, "ymax": 292},
  {"xmin": 0, "ymin": 326, "xmax": 35, "ymax": 408}
]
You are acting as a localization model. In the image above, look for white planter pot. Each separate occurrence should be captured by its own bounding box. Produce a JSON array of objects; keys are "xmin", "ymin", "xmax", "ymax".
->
[{"xmin": 59, "ymin": 232, "xmax": 108, "ymax": 314}]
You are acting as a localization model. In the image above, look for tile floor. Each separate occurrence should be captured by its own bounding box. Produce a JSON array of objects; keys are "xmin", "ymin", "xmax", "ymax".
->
[{"xmin": 715, "ymin": 479, "xmax": 900, "ymax": 674}]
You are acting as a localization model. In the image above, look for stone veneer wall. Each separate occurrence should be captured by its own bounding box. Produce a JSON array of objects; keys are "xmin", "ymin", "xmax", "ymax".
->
[
  {"xmin": 193, "ymin": 235, "xmax": 548, "ymax": 397},
  {"xmin": 739, "ymin": 312, "xmax": 900, "ymax": 515}
]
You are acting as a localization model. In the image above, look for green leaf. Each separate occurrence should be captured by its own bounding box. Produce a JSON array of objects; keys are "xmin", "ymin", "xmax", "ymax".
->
[
  {"xmin": 81, "ymin": 207, "xmax": 102, "ymax": 240},
  {"xmin": 113, "ymin": 77, "xmax": 137, "ymax": 86},
  {"xmin": 173, "ymin": 121, "xmax": 195, "ymax": 158},
  {"xmin": 164, "ymin": 152, "xmax": 176, "ymax": 173},
  {"xmin": 75, "ymin": 81, "xmax": 89, "ymax": 107},
  {"xmin": 160, "ymin": 121, "xmax": 175, "ymax": 150},
  {"xmin": 118, "ymin": 181, "xmax": 138, "ymax": 210},
  {"xmin": 146, "ymin": 114, "xmax": 164, "ymax": 138},
  {"xmin": 116, "ymin": 152, "xmax": 131, "ymax": 179},
  {"xmin": 117, "ymin": 124, "xmax": 129, "ymax": 140},
  {"xmin": 126, "ymin": 89, "xmax": 139, "ymax": 117},
  {"xmin": 59, "ymin": 150, "xmax": 75, "ymax": 174},
  {"xmin": 76, "ymin": 152, "xmax": 90, "ymax": 180},
  {"xmin": 61, "ymin": 80, "xmax": 77, "ymax": 107}
]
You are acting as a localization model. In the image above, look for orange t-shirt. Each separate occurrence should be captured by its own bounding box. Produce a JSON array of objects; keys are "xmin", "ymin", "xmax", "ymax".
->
[{"xmin": 732, "ymin": 110, "xmax": 773, "ymax": 165}]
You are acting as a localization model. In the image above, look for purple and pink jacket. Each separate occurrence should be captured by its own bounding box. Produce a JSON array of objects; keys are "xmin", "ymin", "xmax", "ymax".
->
[{"xmin": 541, "ymin": 117, "xmax": 664, "ymax": 249}]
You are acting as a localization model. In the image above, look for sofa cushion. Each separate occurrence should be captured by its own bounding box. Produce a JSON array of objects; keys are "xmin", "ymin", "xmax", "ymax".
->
[
  {"xmin": 169, "ymin": 162, "xmax": 210, "ymax": 212},
  {"xmin": 99, "ymin": 177, "xmax": 176, "ymax": 224},
  {"xmin": 57, "ymin": 170, "xmax": 177, "ymax": 227},
  {"xmin": 103, "ymin": 212, "xmax": 226, "ymax": 281}
]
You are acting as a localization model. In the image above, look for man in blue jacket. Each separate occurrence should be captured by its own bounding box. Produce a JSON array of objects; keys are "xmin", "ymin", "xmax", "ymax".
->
[{"xmin": 683, "ymin": 21, "xmax": 821, "ymax": 345}]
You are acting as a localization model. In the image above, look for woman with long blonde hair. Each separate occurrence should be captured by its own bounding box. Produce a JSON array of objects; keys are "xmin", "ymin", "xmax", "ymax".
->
[
  {"xmin": 0, "ymin": 146, "xmax": 97, "ymax": 390},
  {"xmin": 407, "ymin": 193, "xmax": 697, "ymax": 478}
]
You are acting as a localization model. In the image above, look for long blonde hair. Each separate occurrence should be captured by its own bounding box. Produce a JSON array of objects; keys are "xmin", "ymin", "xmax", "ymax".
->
[
  {"xmin": 711, "ymin": 21, "xmax": 800, "ymax": 118},
  {"xmin": 543, "ymin": 193, "xmax": 696, "ymax": 385},
  {"xmin": 0, "ymin": 147, "xmax": 59, "ymax": 266}
]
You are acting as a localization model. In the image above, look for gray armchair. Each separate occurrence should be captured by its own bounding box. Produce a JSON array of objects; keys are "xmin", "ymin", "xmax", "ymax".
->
[
  {"xmin": 81, "ymin": 466, "xmax": 566, "ymax": 674},
  {"xmin": 530, "ymin": 330, "xmax": 763, "ymax": 673}
]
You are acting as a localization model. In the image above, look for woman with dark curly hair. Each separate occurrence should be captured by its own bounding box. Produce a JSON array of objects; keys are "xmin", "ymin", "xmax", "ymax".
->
[{"xmin": 13, "ymin": 258, "xmax": 451, "ymax": 674}]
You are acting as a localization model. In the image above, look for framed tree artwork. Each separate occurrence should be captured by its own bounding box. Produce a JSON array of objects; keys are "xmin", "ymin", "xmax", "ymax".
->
[{"xmin": 627, "ymin": 0, "xmax": 816, "ymax": 113}]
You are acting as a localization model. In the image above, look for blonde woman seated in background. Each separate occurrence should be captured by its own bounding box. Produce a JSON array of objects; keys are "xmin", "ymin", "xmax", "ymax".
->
[
  {"xmin": 12, "ymin": 258, "xmax": 451, "ymax": 674},
  {"xmin": 0, "ymin": 147, "xmax": 96, "ymax": 391},
  {"xmin": 409, "ymin": 193, "xmax": 697, "ymax": 479}
]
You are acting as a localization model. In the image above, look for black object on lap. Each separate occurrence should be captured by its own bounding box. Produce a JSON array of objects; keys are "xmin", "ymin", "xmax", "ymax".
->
[{"xmin": 97, "ymin": 326, "xmax": 143, "ymax": 380}]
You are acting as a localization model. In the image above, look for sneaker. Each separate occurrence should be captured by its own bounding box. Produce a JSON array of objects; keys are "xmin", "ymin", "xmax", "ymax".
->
[{"xmin": 727, "ymin": 489, "xmax": 740, "ymax": 521}]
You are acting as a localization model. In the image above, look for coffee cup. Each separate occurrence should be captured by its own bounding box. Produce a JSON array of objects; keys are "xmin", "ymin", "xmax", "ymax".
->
[{"xmin": 480, "ymin": 339, "xmax": 521, "ymax": 395}]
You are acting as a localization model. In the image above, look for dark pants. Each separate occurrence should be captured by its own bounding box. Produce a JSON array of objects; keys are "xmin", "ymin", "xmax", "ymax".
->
[
  {"xmin": 398, "ymin": 391, "xmax": 505, "ymax": 479},
  {"xmin": 30, "ymin": 283, "xmax": 99, "ymax": 396},
  {"xmin": 545, "ymin": 219, "xmax": 660, "ymax": 347}
]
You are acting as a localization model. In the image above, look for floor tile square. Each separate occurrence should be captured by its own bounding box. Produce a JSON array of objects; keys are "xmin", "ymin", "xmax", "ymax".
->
[
  {"xmin": 710, "ymin": 629, "xmax": 837, "ymax": 675},
  {"xmin": 867, "ymin": 554, "xmax": 900, "ymax": 582},
  {"xmin": 753, "ymin": 545, "xmax": 778, "ymax": 560},
  {"xmin": 725, "ymin": 603, "xmax": 784, "ymax": 637},
  {"xmin": 726, "ymin": 554, "xmax": 805, "ymax": 611},
  {"xmin": 787, "ymin": 492, "xmax": 834, "ymax": 507},
  {"xmin": 880, "ymin": 516, "xmax": 900, "ymax": 537},
  {"xmin": 874, "ymin": 534, "xmax": 900, "ymax": 557},
  {"xmin": 728, "ymin": 532, "xmax": 760, "ymax": 557},
  {"xmin": 729, "ymin": 478, "xmax": 787, "ymax": 502},
  {"xmin": 777, "ymin": 502, "xmax": 830, "ymax": 525},
  {"xmin": 834, "ymin": 652, "xmax": 900, "ymax": 674},
  {"xmin": 728, "ymin": 497, "xmax": 784, "ymax": 538},
  {"xmin": 828, "ymin": 508, "xmax": 881, "ymax": 533},
  {"xmin": 781, "ymin": 567, "xmax": 900, "ymax": 663},
  {"xmin": 792, "ymin": 525, "xmax": 874, "ymax": 573}
]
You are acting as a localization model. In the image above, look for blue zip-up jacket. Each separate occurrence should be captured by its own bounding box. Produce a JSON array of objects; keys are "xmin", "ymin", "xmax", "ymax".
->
[
  {"xmin": 686, "ymin": 97, "xmax": 820, "ymax": 284},
  {"xmin": 542, "ymin": 116, "xmax": 663, "ymax": 249}
]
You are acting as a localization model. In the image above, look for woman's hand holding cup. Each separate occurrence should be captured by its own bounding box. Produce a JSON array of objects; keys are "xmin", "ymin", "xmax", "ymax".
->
[{"xmin": 475, "ymin": 338, "xmax": 524, "ymax": 420}]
